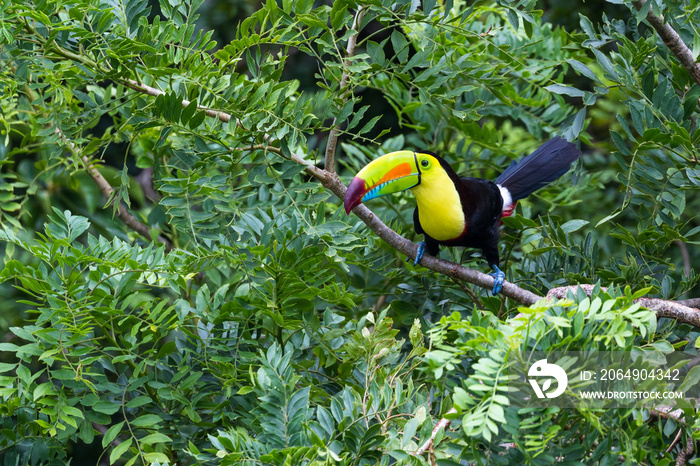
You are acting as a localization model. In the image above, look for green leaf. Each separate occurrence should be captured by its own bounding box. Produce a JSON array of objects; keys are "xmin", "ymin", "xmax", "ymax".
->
[
  {"xmin": 596, "ymin": 210, "xmax": 621, "ymax": 227},
  {"xmin": 155, "ymin": 126, "xmax": 173, "ymax": 150},
  {"xmin": 636, "ymin": 0, "xmax": 652, "ymax": 22},
  {"xmin": 401, "ymin": 416, "xmax": 420, "ymax": 447},
  {"xmin": 143, "ymin": 452, "xmax": 170, "ymax": 463},
  {"xmin": 488, "ymin": 403, "xmax": 506, "ymax": 423},
  {"xmin": 579, "ymin": 14, "xmax": 597, "ymax": 40},
  {"xmin": 237, "ymin": 386, "xmax": 254, "ymax": 395},
  {"xmin": 0, "ymin": 363, "xmax": 17, "ymax": 374},
  {"xmin": 109, "ymin": 438, "xmax": 133, "ymax": 464},
  {"xmin": 61, "ymin": 405, "xmax": 84, "ymax": 419},
  {"xmin": 93, "ymin": 401, "xmax": 121, "ymax": 415},
  {"xmin": 66, "ymin": 211, "xmax": 90, "ymax": 242},
  {"xmin": 679, "ymin": 365, "xmax": 700, "ymax": 392},
  {"xmin": 33, "ymin": 382, "xmax": 56, "ymax": 401},
  {"xmin": 181, "ymin": 100, "xmax": 198, "ymax": 124},
  {"xmin": 188, "ymin": 110, "xmax": 206, "ymax": 129},
  {"xmin": 298, "ymin": 13, "xmax": 327, "ymax": 29},
  {"xmin": 545, "ymin": 84, "xmax": 585, "ymax": 98},
  {"xmin": 566, "ymin": 59, "xmax": 600, "ymax": 83},
  {"xmin": 330, "ymin": 2, "xmax": 347, "ymax": 30},
  {"xmin": 102, "ymin": 422, "xmax": 125, "ymax": 448},
  {"xmin": 570, "ymin": 107, "xmax": 586, "ymax": 137},
  {"xmin": 610, "ymin": 131, "xmax": 630, "ymax": 156},
  {"xmin": 139, "ymin": 432, "xmax": 173, "ymax": 444},
  {"xmin": 561, "ymin": 219, "xmax": 589, "ymax": 233},
  {"xmin": 317, "ymin": 406, "xmax": 334, "ymax": 436},
  {"xmin": 506, "ymin": 9, "xmax": 518, "ymax": 32},
  {"xmin": 125, "ymin": 396, "xmax": 152, "ymax": 409},
  {"xmin": 131, "ymin": 414, "xmax": 163, "ymax": 427}
]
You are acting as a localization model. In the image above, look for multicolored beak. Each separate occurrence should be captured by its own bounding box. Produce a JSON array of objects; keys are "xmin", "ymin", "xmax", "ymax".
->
[{"xmin": 344, "ymin": 151, "xmax": 422, "ymax": 214}]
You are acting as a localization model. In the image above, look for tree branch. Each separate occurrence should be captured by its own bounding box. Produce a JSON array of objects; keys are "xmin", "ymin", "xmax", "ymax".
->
[
  {"xmin": 13, "ymin": 51, "xmax": 173, "ymax": 251},
  {"xmin": 324, "ymin": 7, "xmax": 367, "ymax": 173},
  {"xmin": 118, "ymin": 71, "xmax": 700, "ymax": 315},
  {"xmin": 547, "ymin": 285, "xmax": 700, "ymax": 327},
  {"xmin": 638, "ymin": 297, "xmax": 700, "ymax": 327},
  {"xmin": 53, "ymin": 128, "xmax": 173, "ymax": 251},
  {"xmin": 321, "ymin": 173, "xmax": 541, "ymax": 304},
  {"xmin": 633, "ymin": 0, "xmax": 700, "ymax": 85},
  {"xmin": 26, "ymin": 24, "xmax": 546, "ymax": 304},
  {"xmin": 24, "ymin": 0, "xmax": 700, "ymax": 316},
  {"xmin": 121, "ymin": 79, "xmax": 235, "ymax": 125},
  {"xmin": 679, "ymin": 298, "xmax": 700, "ymax": 308}
]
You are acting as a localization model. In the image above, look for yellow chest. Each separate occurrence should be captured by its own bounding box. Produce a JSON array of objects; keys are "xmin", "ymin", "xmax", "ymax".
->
[{"xmin": 411, "ymin": 174, "xmax": 466, "ymax": 241}]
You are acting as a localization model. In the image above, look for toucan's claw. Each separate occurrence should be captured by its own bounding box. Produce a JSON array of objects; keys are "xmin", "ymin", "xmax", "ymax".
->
[
  {"xmin": 489, "ymin": 265, "xmax": 505, "ymax": 295},
  {"xmin": 413, "ymin": 241, "xmax": 427, "ymax": 265}
]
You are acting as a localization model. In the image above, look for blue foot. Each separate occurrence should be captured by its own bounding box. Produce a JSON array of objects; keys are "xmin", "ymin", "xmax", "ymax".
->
[
  {"xmin": 489, "ymin": 265, "xmax": 505, "ymax": 295},
  {"xmin": 413, "ymin": 241, "xmax": 426, "ymax": 265}
]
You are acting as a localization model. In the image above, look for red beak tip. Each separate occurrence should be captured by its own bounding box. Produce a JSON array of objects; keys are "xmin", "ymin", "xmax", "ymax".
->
[
  {"xmin": 344, "ymin": 177, "xmax": 366, "ymax": 216},
  {"xmin": 344, "ymin": 198, "xmax": 360, "ymax": 215}
]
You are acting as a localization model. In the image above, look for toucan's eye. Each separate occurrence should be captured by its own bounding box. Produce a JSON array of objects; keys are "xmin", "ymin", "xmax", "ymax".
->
[{"xmin": 420, "ymin": 158, "xmax": 430, "ymax": 168}]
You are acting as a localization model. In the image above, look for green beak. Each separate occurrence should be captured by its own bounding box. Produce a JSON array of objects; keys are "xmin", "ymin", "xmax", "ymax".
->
[{"xmin": 344, "ymin": 151, "xmax": 421, "ymax": 214}]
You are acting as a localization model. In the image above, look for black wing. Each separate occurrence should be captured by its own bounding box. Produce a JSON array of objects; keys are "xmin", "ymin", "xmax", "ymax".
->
[{"xmin": 452, "ymin": 177, "xmax": 503, "ymax": 267}]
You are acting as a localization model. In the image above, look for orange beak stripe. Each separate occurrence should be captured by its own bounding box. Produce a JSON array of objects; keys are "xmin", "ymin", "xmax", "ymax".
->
[{"xmin": 367, "ymin": 162, "xmax": 413, "ymax": 190}]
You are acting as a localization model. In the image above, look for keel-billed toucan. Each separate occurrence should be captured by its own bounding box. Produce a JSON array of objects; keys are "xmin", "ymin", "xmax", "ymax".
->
[{"xmin": 343, "ymin": 137, "xmax": 582, "ymax": 294}]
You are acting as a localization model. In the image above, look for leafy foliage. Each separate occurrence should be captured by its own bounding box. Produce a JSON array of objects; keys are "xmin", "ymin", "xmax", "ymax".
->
[{"xmin": 1, "ymin": 0, "xmax": 700, "ymax": 464}]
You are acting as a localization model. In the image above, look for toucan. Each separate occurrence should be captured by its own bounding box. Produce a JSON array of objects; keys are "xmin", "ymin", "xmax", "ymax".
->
[{"xmin": 343, "ymin": 137, "xmax": 582, "ymax": 294}]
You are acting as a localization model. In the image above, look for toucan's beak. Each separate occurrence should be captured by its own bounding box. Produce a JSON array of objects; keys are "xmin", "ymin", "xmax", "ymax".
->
[{"xmin": 344, "ymin": 151, "xmax": 421, "ymax": 214}]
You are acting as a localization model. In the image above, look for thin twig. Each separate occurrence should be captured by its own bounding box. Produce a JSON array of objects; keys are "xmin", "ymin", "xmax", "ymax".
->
[
  {"xmin": 667, "ymin": 428, "xmax": 684, "ymax": 453},
  {"xmin": 374, "ymin": 294, "xmax": 387, "ymax": 311},
  {"xmin": 411, "ymin": 408, "xmax": 457, "ymax": 457},
  {"xmin": 450, "ymin": 277, "xmax": 484, "ymax": 310},
  {"xmin": 324, "ymin": 7, "xmax": 367, "ymax": 173},
  {"xmin": 121, "ymin": 79, "xmax": 235, "ymax": 125},
  {"xmin": 674, "ymin": 240, "xmax": 691, "ymax": 278}
]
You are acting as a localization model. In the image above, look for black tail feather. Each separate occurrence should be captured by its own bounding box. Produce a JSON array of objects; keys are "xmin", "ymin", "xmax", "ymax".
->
[{"xmin": 495, "ymin": 137, "xmax": 581, "ymax": 201}]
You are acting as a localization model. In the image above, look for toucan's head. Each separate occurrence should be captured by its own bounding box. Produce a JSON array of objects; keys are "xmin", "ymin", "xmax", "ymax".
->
[{"xmin": 344, "ymin": 150, "xmax": 443, "ymax": 214}]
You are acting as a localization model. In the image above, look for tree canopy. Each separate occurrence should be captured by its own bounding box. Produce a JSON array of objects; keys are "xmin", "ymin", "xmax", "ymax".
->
[{"xmin": 2, "ymin": 0, "xmax": 700, "ymax": 464}]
